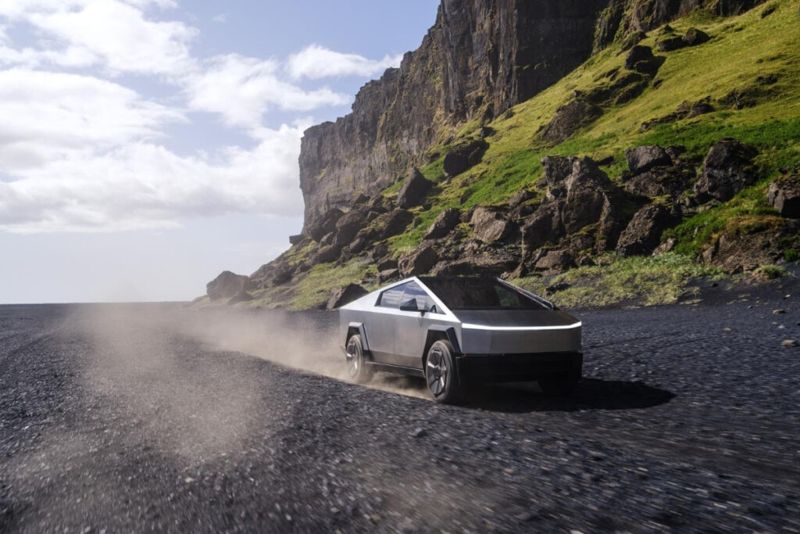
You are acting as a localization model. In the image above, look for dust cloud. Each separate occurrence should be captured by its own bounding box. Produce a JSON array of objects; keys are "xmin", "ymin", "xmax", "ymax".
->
[{"xmin": 67, "ymin": 304, "xmax": 427, "ymax": 460}]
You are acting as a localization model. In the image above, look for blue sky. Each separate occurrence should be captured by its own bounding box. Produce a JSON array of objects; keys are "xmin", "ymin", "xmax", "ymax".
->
[{"xmin": 0, "ymin": 0, "xmax": 439, "ymax": 303}]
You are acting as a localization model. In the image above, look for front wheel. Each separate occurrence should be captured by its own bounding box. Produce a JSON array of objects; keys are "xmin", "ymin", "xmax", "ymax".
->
[
  {"xmin": 425, "ymin": 340, "xmax": 464, "ymax": 404},
  {"xmin": 345, "ymin": 334, "xmax": 373, "ymax": 384}
]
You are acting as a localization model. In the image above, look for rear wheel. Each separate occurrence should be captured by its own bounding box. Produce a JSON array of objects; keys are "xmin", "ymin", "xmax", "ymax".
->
[
  {"xmin": 425, "ymin": 340, "xmax": 464, "ymax": 404},
  {"xmin": 345, "ymin": 334, "xmax": 373, "ymax": 384},
  {"xmin": 538, "ymin": 372, "xmax": 581, "ymax": 396}
]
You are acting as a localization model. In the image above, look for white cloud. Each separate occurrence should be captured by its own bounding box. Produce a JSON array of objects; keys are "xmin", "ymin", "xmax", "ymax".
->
[
  {"xmin": 122, "ymin": 0, "xmax": 177, "ymax": 8},
  {"xmin": 0, "ymin": 69, "xmax": 182, "ymax": 171},
  {"xmin": 185, "ymin": 54, "xmax": 349, "ymax": 128},
  {"xmin": 287, "ymin": 44, "xmax": 402, "ymax": 80},
  {"xmin": 0, "ymin": 0, "xmax": 195, "ymax": 75},
  {"xmin": 0, "ymin": 122, "xmax": 307, "ymax": 232},
  {"xmin": 0, "ymin": 3, "xmax": 401, "ymax": 234}
]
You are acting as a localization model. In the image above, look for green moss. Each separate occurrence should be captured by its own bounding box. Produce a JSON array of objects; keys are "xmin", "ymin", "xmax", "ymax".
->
[
  {"xmin": 514, "ymin": 253, "xmax": 723, "ymax": 309},
  {"xmin": 753, "ymin": 264, "xmax": 788, "ymax": 280},
  {"xmin": 289, "ymin": 259, "xmax": 377, "ymax": 310},
  {"xmin": 667, "ymin": 180, "xmax": 778, "ymax": 255}
]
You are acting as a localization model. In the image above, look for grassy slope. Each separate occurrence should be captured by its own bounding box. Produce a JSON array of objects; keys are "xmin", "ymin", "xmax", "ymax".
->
[
  {"xmin": 390, "ymin": 0, "xmax": 800, "ymax": 253},
  {"xmin": 252, "ymin": 1, "xmax": 800, "ymax": 310}
]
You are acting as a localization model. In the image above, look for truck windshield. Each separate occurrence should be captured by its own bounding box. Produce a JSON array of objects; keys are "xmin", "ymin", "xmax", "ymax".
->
[{"xmin": 420, "ymin": 278, "xmax": 547, "ymax": 310}]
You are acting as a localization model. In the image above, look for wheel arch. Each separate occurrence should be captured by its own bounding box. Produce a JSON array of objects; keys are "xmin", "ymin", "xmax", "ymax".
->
[
  {"xmin": 345, "ymin": 322, "xmax": 370, "ymax": 352},
  {"xmin": 422, "ymin": 326, "xmax": 461, "ymax": 367}
]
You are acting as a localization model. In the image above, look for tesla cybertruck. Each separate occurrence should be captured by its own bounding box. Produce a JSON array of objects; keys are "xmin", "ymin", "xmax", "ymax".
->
[{"xmin": 338, "ymin": 276, "xmax": 582, "ymax": 403}]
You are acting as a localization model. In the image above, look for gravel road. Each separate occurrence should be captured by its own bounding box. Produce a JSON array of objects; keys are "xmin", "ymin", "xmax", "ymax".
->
[{"xmin": 1, "ymin": 282, "xmax": 799, "ymax": 533}]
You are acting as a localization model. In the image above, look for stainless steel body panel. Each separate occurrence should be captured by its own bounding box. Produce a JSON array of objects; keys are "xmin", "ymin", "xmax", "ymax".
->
[
  {"xmin": 460, "ymin": 325, "xmax": 581, "ymax": 354},
  {"xmin": 337, "ymin": 277, "xmax": 582, "ymax": 378}
]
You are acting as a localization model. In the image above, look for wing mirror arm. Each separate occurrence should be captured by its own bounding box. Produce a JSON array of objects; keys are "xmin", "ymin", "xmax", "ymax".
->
[{"xmin": 399, "ymin": 300, "xmax": 426, "ymax": 315}]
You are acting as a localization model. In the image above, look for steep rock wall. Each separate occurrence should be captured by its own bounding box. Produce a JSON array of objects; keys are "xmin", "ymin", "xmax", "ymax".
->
[
  {"xmin": 298, "ymin": 0, "xmax": 765, "ymax": 229},
  {"xmin": 594, "ymin": 0, "xmax": 765, "ymax": 49},
  {"xmin": 299, "ymin": 0, "xmax": 609, "ymax": 228}
]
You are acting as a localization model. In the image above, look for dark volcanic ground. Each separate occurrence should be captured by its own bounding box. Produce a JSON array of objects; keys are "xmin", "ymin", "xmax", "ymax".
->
[{"xmin": 1, "ymin": 283, "xmax": 799, "ymax": 533}]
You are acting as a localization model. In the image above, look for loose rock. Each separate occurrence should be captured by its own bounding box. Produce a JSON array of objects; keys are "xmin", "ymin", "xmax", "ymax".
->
[{"xmin": 397, "ymin": 169, "xmax": 433, "ymax": 209}]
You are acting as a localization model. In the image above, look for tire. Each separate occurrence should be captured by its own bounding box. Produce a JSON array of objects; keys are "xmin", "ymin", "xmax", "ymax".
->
[
  {"xmin": 425, "ymin": 339, "xmax": 464, "ymax": 404},
  {"xmin": 345, "ymin": 334, "xmax": 373, "ymax": 384},
  {"xmin": 538, "ymin": 372, "xmax": 581, "ymax": 396}
]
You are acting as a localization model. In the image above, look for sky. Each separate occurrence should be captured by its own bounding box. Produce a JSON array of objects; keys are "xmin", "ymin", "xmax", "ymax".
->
[{"xmin": 0, "ymin": 0, "xmax": 439, "ymax": 304}]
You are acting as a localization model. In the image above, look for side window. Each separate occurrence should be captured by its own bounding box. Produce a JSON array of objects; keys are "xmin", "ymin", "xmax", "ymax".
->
[
  {"xmin": 377, "ymin": 282, "xmax": 410, "ymax": 308},
  {"xmin": 402, "ymin": 282, "xmax": 439, "ymax": 314},
  {"xmin": 376, "ymin": 281, "xmax": 440, "ymax": 313}
]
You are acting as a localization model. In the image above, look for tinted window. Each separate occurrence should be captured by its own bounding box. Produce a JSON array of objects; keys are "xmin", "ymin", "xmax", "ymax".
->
[
  {"xmin": 377, "ymin": 282, "xmax": 409, "ymax": 308},
  {"xmin": 421, "ymin": 278, "xmax": 546, "ymax": 310},
  {"xmin": 402, "ymin": 282, "xmax": 437, "ymax": 313},
  {"xmin": 377, "ymin": 281, "xmax": 439, "ymax": 313}
]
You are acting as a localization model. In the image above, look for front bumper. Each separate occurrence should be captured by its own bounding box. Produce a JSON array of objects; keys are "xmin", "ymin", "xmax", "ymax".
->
[{"xmin": 456, "ymin": 352, "xmax": 583, "ymax": 383}]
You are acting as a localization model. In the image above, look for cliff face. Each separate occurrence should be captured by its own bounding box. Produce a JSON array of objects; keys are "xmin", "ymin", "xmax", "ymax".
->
[
  {"xmin": 299, "ymin": 0, "xmax": 765, "ymax": 228},
  {"xmin": 594, "ymin": 0, "xmax": 764, "ymax": 49},
  {"xmin": 208, "ymin": 0, "xmax": 794, "ymax": 309},
  {"xmin": 299, "ymin": 0, "xmax": 610, "ymax": 228}
]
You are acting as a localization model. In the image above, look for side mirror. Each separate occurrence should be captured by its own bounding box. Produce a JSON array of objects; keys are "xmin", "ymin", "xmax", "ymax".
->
[{"xmin": 399, "ymin": 299, "xmax": 423, "ymax": 313}]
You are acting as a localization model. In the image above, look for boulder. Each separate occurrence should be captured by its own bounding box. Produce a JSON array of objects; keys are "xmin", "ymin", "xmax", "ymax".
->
[
  {"xmin": 470, "ymin": 206, "xmax": 511, "ymax": 244},
  {"xmin": 540, "ymin": 155, "xmax": 574, "ymax": 193},
  {"xmin": 367, "ymin": 194, "xmax": 389, "ymax": 213},
  {"xmin": 443, "ymin": 139, "xmax": 489, "ymax": 177},
  {"xmin": 533, "ymin": 250, "xmax": 575, "ymax": 272},
  {"xmin": 694, "ymin": 139, "xmax": 758, "ymax": 202},
  {"xmin": 348, "ymin": 234, "xmax": 370, "ymax": 254},
  {"xmin": 624, "ymin": 45, "xmax": 663, "ymax": 76},
  {"xmin": 377, "ymin": 258, "xmax": 398, "ymax": 271},
  {"xmin": 424, "ymin": 208, "xmax": 461, "ymax": 240},
  {"xmin": 657, "ymin": 35, "xmax": 686, "ymax": 52},
  {"xmin": 616, "ymin": 204, "xmax": 678, "ymax": 256},
  {"xmin": 327, "ymin": 284, "xmax": 368, "ymax": 310},
  {"xmin": 378, "ymin": 269, "xmax": 400, "ymax": 283},
  {"xmin": 683, "ymin": 28, "xmax": 710, "ymax": 46},
  {"xmin": 319, "ymin": 232, "xmax": 335, "ymax": 247},
  {"xmin": 289, "ymin": 234, "xmax": 304, "ymax": 245},
  {"xmin": 397, "ymin": 168, "xmax": 433, "ymax": 208},
  {"xmin": 767, "ymin": 175, "xmax": 800, "ymax": 218},
  {"xmin": 207, "ymin": 271, "xmax": 253, "ymax": 301},
  {"xmin": 626, "ymin": 145, "xmax": 672, "ymax": 175},
  {"xmin": 521, "ymin": 202, "xmax": 564, "ymax": 253},
  {"xmin": 307, "ymin": 208, "xmax": 344, "ymax": 242},
  {"xmin": 399, "ymin": 243, "xmax": 439, "ymax": 276},
  {"xmin": 562, "ymin": 158, "xmax": 615, "ymax": 234},
  {"xmin": 333, "ymin": 210, "xmax": 366, "ymax": 247},
  {"xmin": 539, "ymin": 98, "xmax": 603, "ymax": 145},
  {"xmin": 432, "ymin": 250, "xmax": 517, "ymax": 277},
  {"xmin": 624, "ymin": 165, "xmax": 696, "ymax": 199},
  {"xmin": 315, "ymin": 244, "xmax": 341, "ymax": 264},
  {"xmin": 379, "ymin": 208, "xmax": 414, "ymax": 239},
  {"xmin": 508, "ymin": 189, "xmax": 535, "ymax": 207},
  {"xmin": 658, "ymin": 27, "xmax": 711, "ymax": 51},
  {"xmin": 272, "ymin": 265, "xmax": 293, "ymax": 285}
]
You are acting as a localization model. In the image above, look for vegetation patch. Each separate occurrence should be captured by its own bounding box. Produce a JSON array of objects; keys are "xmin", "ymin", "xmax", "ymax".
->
[
  {"xmin": 515, "ymin": 253, "xmax": 723, "ymax": 309},
  {"xmin": 289, "ymin": 259, "xmax": 377, "ymax": 310},
  {"xmin": 667, "ymin": 181, "xmax": 777, "ymax": 255}
]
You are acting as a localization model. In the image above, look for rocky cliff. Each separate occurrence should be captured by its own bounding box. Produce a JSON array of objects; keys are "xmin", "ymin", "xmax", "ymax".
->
[
  {"xmin": 299, "ymin": 0, "xmax": 766, "ymax": 228},
  {"xmin": 299, "ymin": 0, "xmax": 610, "ymax": 228},
  {"xmin": 206, "ymin": 0, "xmax": 800, "ymax": 310}
]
